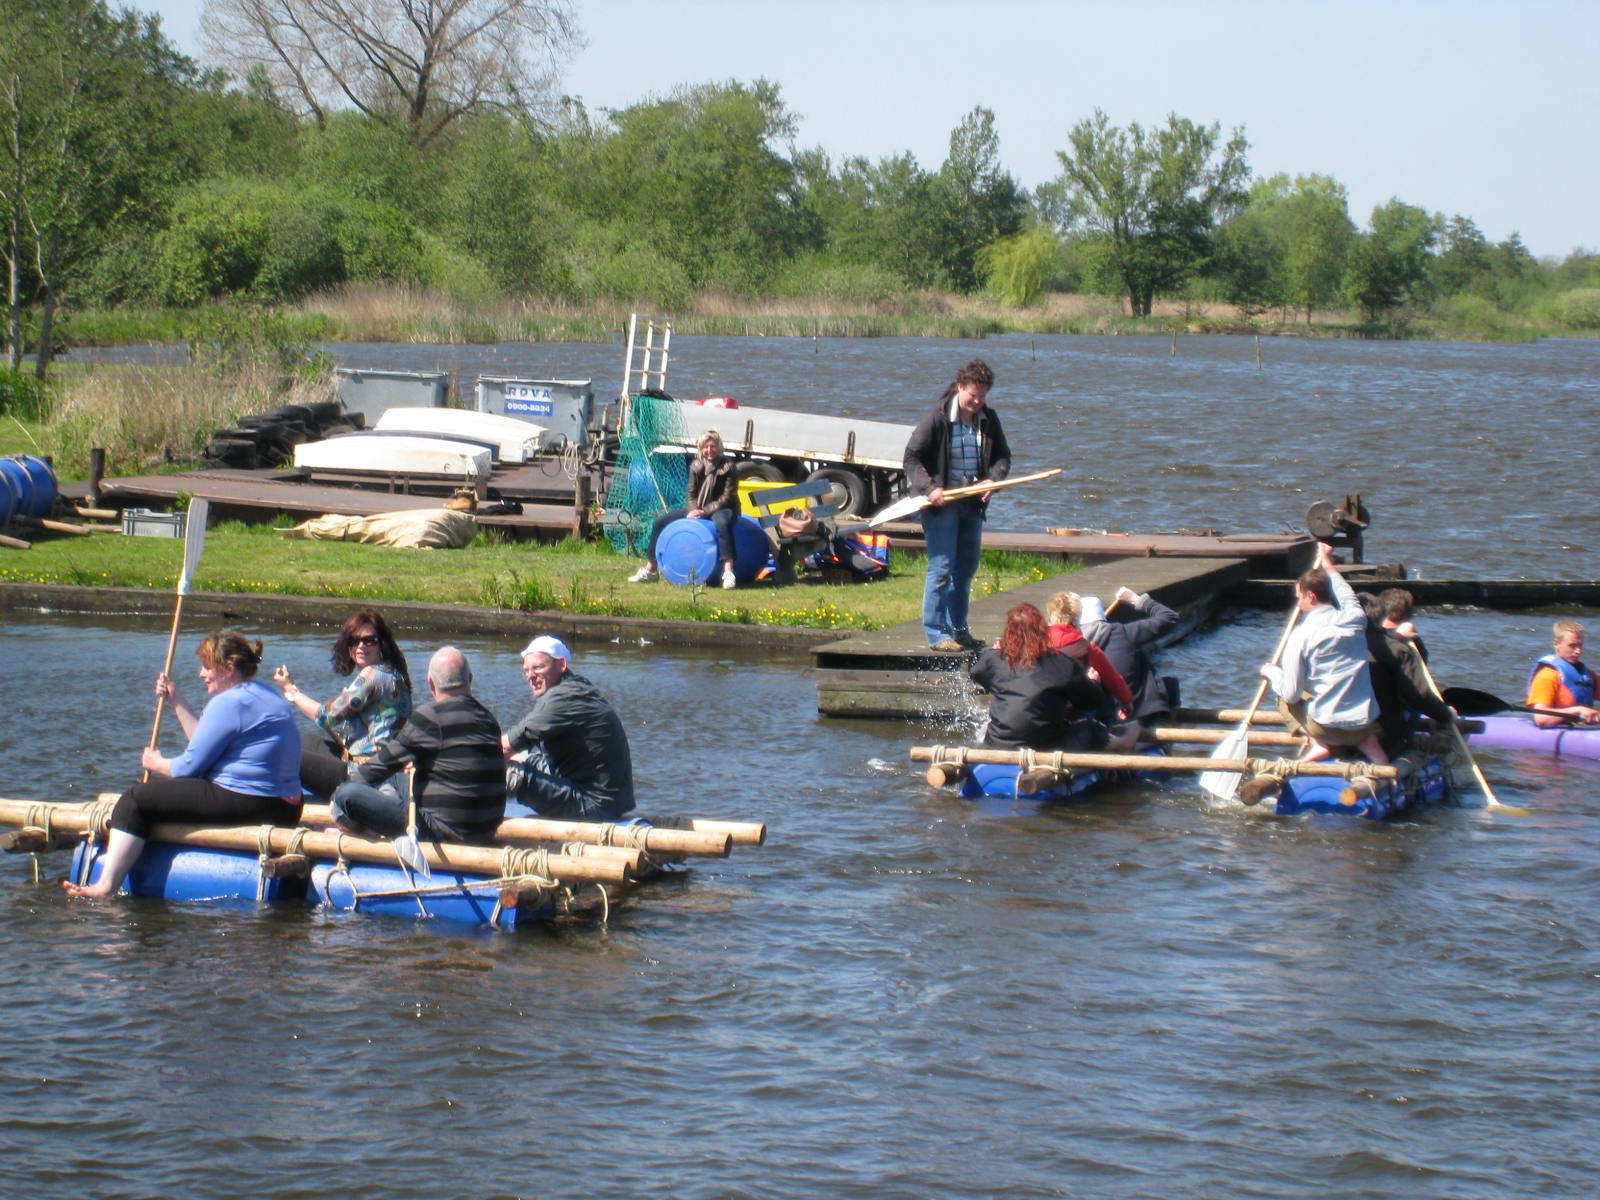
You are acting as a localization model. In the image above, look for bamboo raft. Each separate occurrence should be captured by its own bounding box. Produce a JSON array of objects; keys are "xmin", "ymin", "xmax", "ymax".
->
[
  {"xmin": 912, "ymin": 711, "xmax": 1471, "ymax": 817},
  {"xmin": 0, "ymin": 796, "xmax": 767, "ymax": 929}
]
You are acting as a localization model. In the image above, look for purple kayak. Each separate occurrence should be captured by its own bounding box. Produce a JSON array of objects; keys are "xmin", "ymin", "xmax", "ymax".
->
[{"xmin": 1465, "ymin": 715, "xmax": 1600, "ymax": 761}]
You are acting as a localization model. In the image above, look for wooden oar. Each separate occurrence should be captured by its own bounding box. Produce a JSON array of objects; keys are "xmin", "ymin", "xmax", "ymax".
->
[
  {"xmin": 1441, "ymin": 685, "xmax": 1594, "ymax": 725},
  {"xmin": 1414, "ymin": 665, "xmax": 1499, "ymax": 808},
  {"xmin": 144, "ymin": 500, "xmax": 209, "ymax": 779},
  {"xmin": 851, "ymin": 468, "xmax": 1063, "ymax": 530},
  {"xmin": 1199, "ymin": 603, "xmax": 1301, "ymax": 803}
]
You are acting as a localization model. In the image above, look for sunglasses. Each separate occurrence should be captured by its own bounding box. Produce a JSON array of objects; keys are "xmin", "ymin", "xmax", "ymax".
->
[{"xmin": 352, "ymin": 634, "xmax": 381, "ymax": 647}]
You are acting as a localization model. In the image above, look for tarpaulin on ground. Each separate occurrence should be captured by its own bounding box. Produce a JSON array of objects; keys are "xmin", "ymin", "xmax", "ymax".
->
[{"xmin": 278, "ymin": 508, "xmax": 479, "ymax": 549}]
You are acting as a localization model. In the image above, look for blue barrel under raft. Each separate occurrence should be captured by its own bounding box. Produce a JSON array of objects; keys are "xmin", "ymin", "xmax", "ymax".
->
[
  {"xmin": 656, "ymin": 514, "xmax": 770, "ymax": 585},
  {"xmin": 1271, "ymin": 756, "xmax": 1453, "ymax": 819},
  {"xmin": 68, "ymin": 841, "xmax": 544, "ymax": 929},
  {"xmin": 0, "ymin": 454, "xmax": 56, "ymax": 520}
]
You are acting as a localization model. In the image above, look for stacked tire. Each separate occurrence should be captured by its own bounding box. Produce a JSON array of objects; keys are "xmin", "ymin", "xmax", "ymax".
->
[{"xmin": 203, "ymin": 401, "xmax": 349, "ymax": 470}]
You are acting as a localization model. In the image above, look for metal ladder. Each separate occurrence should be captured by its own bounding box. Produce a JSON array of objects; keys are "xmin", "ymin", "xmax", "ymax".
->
[{"xmin": 618, "ymin": 313, "xmax": 672, "ymax": 429}]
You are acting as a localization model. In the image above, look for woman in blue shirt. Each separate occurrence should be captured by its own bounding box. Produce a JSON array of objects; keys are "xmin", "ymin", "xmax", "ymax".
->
[{"xmin": 63, "ymin": 629, "xmax": 302, "ymax": 900}]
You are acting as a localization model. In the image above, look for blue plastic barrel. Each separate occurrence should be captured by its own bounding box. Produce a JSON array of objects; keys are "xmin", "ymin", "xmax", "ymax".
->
[
  {"xmin": 0, "ymin": 463, "xmax": 15, "ymax": 527},
  {"xmin": 0, "ymin": 454, "xmax": 56, "ymax": 519},
  {"xmin": 656, "ymin": 514, "xmax": 769, "ymax": 585}
]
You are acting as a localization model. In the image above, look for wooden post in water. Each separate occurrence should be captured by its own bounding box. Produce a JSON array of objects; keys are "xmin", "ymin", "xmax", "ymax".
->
[
  {"xmin": 1170, "ymin": 330, "xmax": 1177, "ymax": 357},
  {"xmin": 1255, "ymin": 336, "xmax": 1263, "ymax": 370}
]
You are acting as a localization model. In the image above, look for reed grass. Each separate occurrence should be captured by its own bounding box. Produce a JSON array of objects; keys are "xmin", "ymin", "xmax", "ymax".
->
[{"xmin": 36, "ymin": 361, "xmax": 339, "ymax": 478}]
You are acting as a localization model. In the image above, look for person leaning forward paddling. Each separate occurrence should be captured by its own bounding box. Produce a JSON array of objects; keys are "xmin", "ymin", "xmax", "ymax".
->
[
  {"xmin": 1259, "ymin": 541, "xmax": 1388, "ymax": 765},
  {"xmin": 903, "ymin": 358, "xmax": 1010, "ymax": 652}
]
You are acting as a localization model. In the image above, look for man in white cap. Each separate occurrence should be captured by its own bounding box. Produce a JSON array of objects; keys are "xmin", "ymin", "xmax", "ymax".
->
[{"xmin": 503, "ymin": 635, "xmax": 635, "ymax": 821}]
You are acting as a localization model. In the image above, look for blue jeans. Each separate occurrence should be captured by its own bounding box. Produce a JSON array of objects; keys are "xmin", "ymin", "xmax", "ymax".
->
[
  {"xmin": 921, "ymin": 498, "xmax": 985, "ymax": 645},
  {"xmin": 506, "ymin": 752, "xmax": 630, "ymax": 822},
  {"xmin": 648, "ymin": 506, "xmax": 736, "ymax": 564},
  {"xmin": 330, "ymin": 779, "xmax": 418, "ymax": 838}
]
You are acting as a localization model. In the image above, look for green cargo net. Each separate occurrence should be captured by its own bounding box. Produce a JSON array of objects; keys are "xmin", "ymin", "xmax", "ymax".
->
[{"xmin": 602, "ymin": 395, "xmax": 690, "ymax": 556}]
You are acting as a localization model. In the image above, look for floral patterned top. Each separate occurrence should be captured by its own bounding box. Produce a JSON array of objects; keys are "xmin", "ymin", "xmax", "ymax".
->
[{"xmin": 315, "ymin": 664, "xmax": 412, "ymax": 760}]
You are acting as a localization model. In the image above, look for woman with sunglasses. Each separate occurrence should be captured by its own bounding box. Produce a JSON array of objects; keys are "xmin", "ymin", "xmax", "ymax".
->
[{"xmin": 272, "ymin": 610, "xmax": 413, "ymax": 800}]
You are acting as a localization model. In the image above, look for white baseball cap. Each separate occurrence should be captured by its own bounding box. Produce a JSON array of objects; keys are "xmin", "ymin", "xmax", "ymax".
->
[{"xmin": 520, "ymin": 635, "xmax": 571, "ymax": 662}]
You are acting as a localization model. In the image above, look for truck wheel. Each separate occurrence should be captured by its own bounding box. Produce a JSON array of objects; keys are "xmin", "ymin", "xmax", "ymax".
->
[
  {"xmin": 735, "ymin": 460, "xmax": 785, "ymax": 483},
  {"xmin": 805, "ymin": 466, "xmax": 867, "ymax": 517}
]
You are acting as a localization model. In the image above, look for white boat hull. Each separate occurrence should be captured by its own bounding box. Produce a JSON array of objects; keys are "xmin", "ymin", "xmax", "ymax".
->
[
  {"xmin": 374, "ymin": 407, "xmax": 546, "ymax": 463},
  {"xmin": 293, "ymin": 433, "xmax": 493, "ymax": 478}
]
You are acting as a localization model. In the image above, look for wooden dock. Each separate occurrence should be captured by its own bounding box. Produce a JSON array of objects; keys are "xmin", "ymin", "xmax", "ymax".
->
[
  {"xmin": 85, "ymin": 467, "xmax": 586, "ymax": 540},
  {"xmin": 811, "ymin": 554, "xmax": 1280, "ymax": 720}
]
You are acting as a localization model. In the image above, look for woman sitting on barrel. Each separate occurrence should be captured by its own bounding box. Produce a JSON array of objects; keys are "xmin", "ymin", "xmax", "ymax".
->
[
  {"xmin": 64, "ymin": 629, "xmax": 302, "ymax": 900},
  {"xmin": 970, "ymin": 602, "xmax": 1139, "ymax": 754},
  {"xmin": 627, "ymin": 428, "xmax": 741, "ymax": 590}
]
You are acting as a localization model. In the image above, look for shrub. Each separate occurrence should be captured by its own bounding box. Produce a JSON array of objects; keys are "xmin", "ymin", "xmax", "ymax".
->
[{"xmin": 1548, "ymin": 288, "xmax": 1600, "ymax": 330}]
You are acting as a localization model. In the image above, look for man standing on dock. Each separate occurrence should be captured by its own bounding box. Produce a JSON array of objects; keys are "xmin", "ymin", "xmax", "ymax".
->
[
  {"xmin": 903, "ymin": 359, "xmax": 1010, "ymax": 652},
  {"xmin": 504, "ymin": 636, "xmax": 636, "ymax": 821}
]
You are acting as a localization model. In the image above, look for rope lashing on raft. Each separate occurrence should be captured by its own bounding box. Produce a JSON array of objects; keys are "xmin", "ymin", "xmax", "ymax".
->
[
  {"xmin": 255, "ymin": 826, "xmax": 311, "ymax": 901},
  {"xmin": 21, "ymin": 802, "xmax": 57, "ymax": 883}
]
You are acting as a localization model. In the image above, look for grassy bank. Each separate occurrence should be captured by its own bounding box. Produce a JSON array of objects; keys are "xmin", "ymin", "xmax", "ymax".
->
[{"xmin": 0, "ymin": 520, "xmax": 1071, "ymax": 633}]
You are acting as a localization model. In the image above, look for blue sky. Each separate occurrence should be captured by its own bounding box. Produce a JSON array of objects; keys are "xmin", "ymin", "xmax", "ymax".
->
[{"xmin": 145, "ymin": 0, "xmax": 1596, "ymax": 258}]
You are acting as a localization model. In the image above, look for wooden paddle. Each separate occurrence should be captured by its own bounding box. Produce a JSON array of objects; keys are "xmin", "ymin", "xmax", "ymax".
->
[
  {"xmin": 1441, "ymin": 685, "xmax": 1593, "ymax": 725},
  {"xmin": 1412, "ymin": 661, "xmax": 1499, "ymax": 808},
  {"xmin": 1200, "ymin": 603, "xmax": 1301, "ymax": 803},
  {"xmin": 143, "ymin": 500, "xmax": 210, "ymax": 779},
  {"xmin": 852, "ymin": 468, "xmax": 1063, "ymax": 530}
]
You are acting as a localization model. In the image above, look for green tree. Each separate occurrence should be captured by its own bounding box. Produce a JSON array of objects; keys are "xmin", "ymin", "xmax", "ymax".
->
[
  {"xmin": 976, "ymin": 224, "xmax": 1058, "ymax": 307},
  {"xmin": 1275, "ymin": 174, "xmax": 1353, "ymax": 324},
  {"xmin": 1, "ymin": 0, "xmax": 200, "ymax": 373},
  {"xmin": 931, "ymin": 106, "xmax": 1025, "ymax": 291},
  {"xmin": 1042, "ymin": 108, "xmax": 1249, "ymax": 316},
  {"xmin": 1344, "ymin": 199, "xmax": 1440, "ymax": 323},
  {"xmin": 588, "ymin": 80, "xmax": 813, "ymax": 291},
  {"xmin": 1433, "ymin": 215, "xmax": 1492, "ymax": 297}
]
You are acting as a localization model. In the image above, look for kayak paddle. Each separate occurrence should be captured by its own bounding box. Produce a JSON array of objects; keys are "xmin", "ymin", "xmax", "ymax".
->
[
  {"xmin": 851, "ymin": 468, "xmax": 1063, "ymax": 531},
  {"xmin": 1441, "ymin": 685, "xmax": 1592, "ymax": 724}
]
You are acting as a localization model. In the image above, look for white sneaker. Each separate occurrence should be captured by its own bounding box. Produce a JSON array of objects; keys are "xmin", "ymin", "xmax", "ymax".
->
[
  {"xmin": 721, "ymin": 569, "xmax": 737, "ymax": 589},
  {"xmin": 628, "ymin": 564, "xmax": 658, "ymax": 583}
]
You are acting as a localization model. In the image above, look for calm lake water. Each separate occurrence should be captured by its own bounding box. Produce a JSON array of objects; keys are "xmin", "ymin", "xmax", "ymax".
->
[{"xmin": 4, "ymin": 334, "xmax": 1598, "ymax": 1199}]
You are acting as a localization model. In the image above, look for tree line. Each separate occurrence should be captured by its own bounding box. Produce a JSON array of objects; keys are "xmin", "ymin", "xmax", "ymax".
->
[{"xmin": 3, "ymin": 0, "xmax": 1597, "ymax": 378}]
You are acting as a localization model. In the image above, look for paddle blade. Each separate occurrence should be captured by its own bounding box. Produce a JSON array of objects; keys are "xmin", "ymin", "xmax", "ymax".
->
[
  {"xmin": 1439, "ymin": 686, "xmax": 1509, "ymax": 717},
  {"xmin": 393, "ymin": 833, "xmax": 431, "ymax": 879},
  {"xmin": 176, "ymin": 498, "xmax": 210, "ymax": 596},
  {"xmin": 1199, "ymin": 726, "xmax": 1248, "ymax": 802},
  {"xmin": 861, "ymin": 493, "xmax": 926, "ymax": 529}
]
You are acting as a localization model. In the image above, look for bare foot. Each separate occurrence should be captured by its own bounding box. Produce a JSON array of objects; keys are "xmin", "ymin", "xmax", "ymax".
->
[{"xmin": 61, "ymin": 879, "xmax": 114, "ymax": 899}]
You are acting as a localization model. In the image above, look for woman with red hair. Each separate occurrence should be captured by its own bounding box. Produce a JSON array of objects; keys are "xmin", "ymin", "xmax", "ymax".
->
[{"xmin": 969, "ymin": 603, "xmax": 1138, "ymax": 753}]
